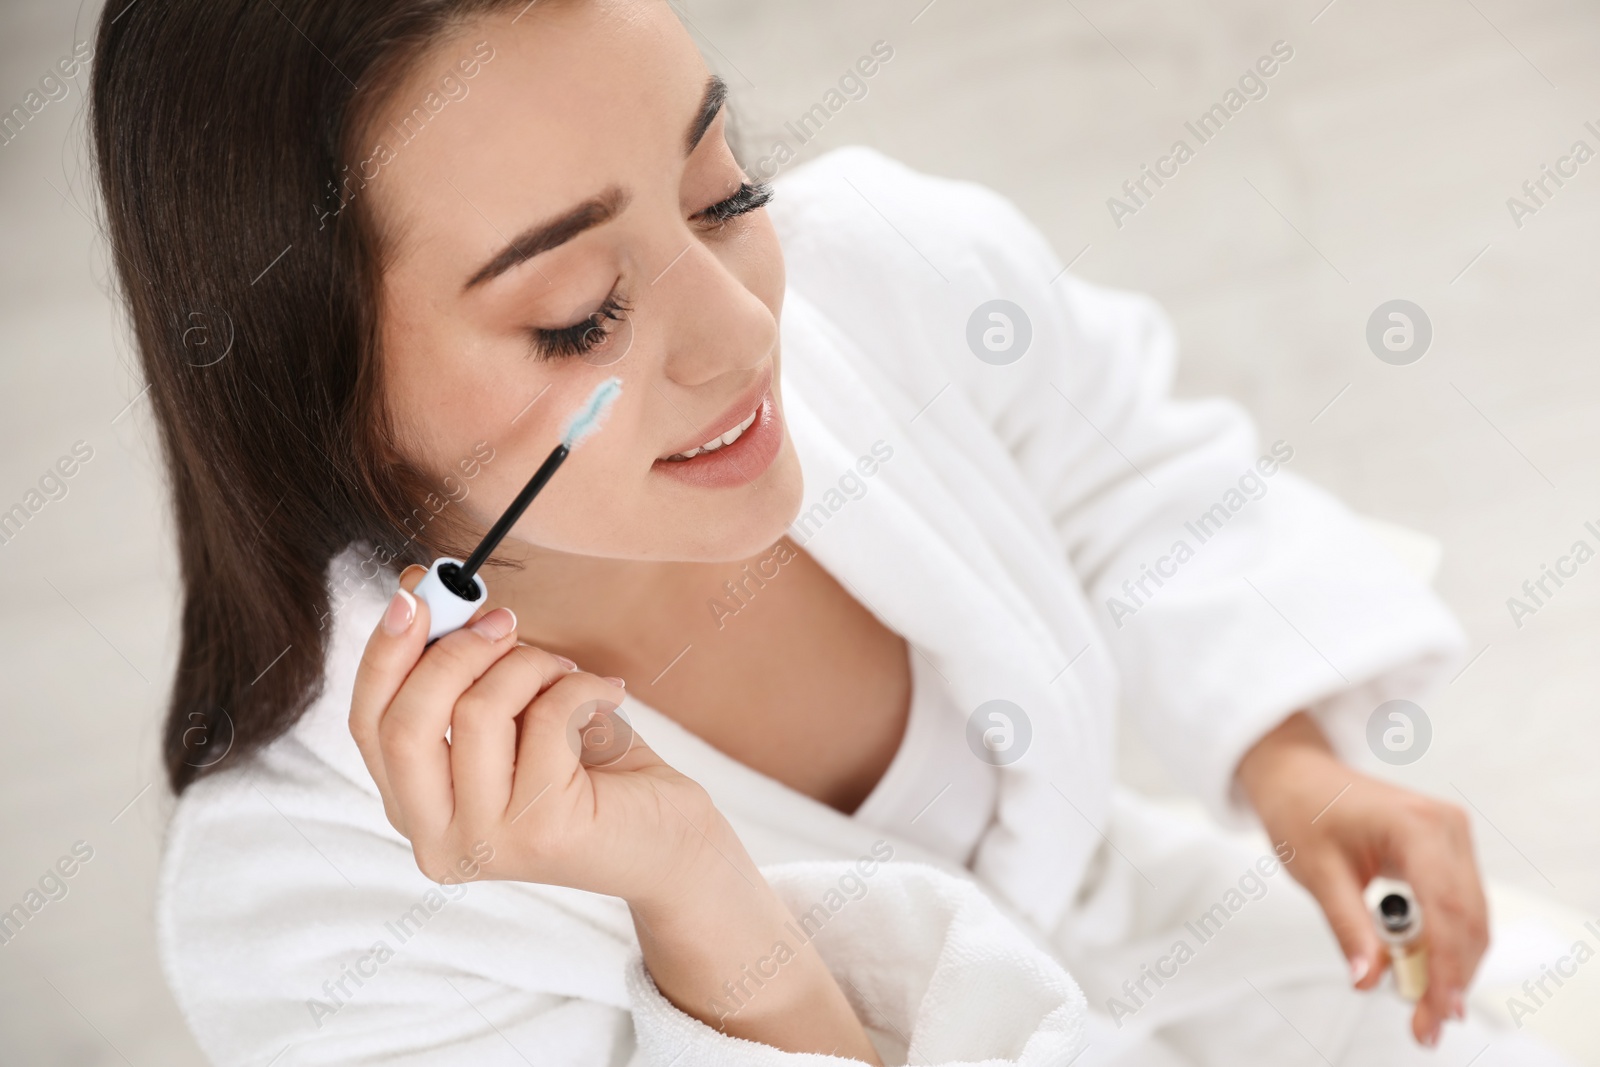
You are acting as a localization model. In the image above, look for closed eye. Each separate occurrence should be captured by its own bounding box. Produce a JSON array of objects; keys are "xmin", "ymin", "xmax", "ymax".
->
[
  {"xmin": 528, "ymin": 285, "xmax": 631, "ymax": 361},
  {"xmin": 694, "ymin": 180, "xmax": 774, "ymax": 226},
  {"xmin": 524, "ymin": 182, "xmax": 771, "ymax": 360}
]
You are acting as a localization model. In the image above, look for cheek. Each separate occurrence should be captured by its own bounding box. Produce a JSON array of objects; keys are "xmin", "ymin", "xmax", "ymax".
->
[
  {"xmin": 467, "ymin": 376, "xmax": 639, "ymax": 522},
  {"xmin": 379, "ymin": 296, "xmax": 459, "ymax": 455},
  {"xmin": 380, "ymin": 310, "xmax": 552, "ymax": 484},
  {"xmin": 385, "ymin": 365, "xmax": 484, "ymax": 480}
]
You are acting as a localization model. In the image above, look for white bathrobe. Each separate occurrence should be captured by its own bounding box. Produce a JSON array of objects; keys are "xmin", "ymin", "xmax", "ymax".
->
[{"xmin": 157, "ymin": 147, "xmax": 1568, "ymax": 1066}]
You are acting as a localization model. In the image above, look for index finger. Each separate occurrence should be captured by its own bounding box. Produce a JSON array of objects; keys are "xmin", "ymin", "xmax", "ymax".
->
[{"xmin": 351, "ymin": 564, "xmax": 498, "ymax": 828}]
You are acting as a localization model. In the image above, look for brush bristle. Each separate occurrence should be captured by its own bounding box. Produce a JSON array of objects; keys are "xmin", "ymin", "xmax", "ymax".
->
[{"xmin": 561, "ymin": 377, "xmax": 623, "ymax": 449}]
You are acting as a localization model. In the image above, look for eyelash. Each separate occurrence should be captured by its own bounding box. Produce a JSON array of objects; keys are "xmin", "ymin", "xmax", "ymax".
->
[
  {"xmin": 526, "ymin": 180, "xmax": 775, "ymax": 361},
  {"xmin": 695, "ymin": 180, "xmax": 775, "ymax": 226},
  {"xmin": 529, "ymin": 288, "xmax": 633, "ymax": 361}
]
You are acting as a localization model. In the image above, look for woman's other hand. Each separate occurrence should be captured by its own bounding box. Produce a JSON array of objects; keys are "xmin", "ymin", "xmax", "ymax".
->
[{"xmin": 1235, "ymin": 711, "xmax": 1487, "ymax": 1050}]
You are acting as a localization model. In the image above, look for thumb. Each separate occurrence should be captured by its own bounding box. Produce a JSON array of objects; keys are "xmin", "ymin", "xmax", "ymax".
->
[{"xmin": 1303, "ymin": 859, "xmax": 1388, "ymax": 991}]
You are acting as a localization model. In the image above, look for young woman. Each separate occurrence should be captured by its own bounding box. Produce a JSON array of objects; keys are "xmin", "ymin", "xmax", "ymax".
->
[{"xmin": 91, "ymin": 1, "xmax": 1573, "ymax": 1063}]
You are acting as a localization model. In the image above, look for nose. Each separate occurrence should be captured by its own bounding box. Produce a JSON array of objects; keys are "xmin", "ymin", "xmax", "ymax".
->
[{"xmin": 648, "ymin": 238, "xmax": 777, "ymax": 389}]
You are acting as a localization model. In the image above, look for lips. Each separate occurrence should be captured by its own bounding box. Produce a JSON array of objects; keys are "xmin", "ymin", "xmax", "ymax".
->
[
  {"xmin": 655, "ymin": 365, "xmax": 774, "ymax": 462},
  {"xmin": 659, "ymin": 404, "xmax": 759, "ymax": 461},
  {"xmin": 651, "ymin": 368, "xmax": 783, "ymax": 489}
]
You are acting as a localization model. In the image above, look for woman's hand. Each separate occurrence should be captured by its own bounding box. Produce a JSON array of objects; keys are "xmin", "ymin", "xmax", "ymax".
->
[
  {"xmin": 348, "ymin": 565, "xmax": 882, "ymax": 1063},
  {"xmin": 349, "ymin": 567, "xmax": 718, "ymax": 905},
  {"xmin": 1235, "ymin": 711, "xmax": 1487, "ymax": 1049}
]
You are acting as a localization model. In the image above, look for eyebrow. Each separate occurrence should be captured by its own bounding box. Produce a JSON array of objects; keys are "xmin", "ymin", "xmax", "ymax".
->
[
  {"xmin": 462, "ymin": 75, "xmax": 729, "ymax": 292},
  {"xmin": 684, "ymin": 74, "xmax": 727, "ymax": 156}
]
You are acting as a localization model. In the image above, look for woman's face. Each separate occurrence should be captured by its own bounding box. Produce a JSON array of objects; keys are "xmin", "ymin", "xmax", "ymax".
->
[{"xmin": 366, "ymin": 0, "xmax": 800, "ymax": 563}]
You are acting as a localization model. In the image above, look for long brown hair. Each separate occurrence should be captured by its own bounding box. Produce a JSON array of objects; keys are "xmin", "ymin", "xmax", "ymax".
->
[{"xmin": 89, "ymin": 0, "xmax": 524, "ymax": 791}]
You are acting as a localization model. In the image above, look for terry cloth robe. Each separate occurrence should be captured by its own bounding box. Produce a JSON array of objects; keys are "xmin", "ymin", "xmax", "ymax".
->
[{"xmin": 156, "ymin": 147, "xmax": 1574, "ymax": 1066}]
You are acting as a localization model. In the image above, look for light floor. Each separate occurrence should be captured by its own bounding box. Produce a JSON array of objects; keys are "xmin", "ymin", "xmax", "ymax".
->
[{"xmin": 2, "ymin": 0, "xmax": 1596, "ymax": 1062}]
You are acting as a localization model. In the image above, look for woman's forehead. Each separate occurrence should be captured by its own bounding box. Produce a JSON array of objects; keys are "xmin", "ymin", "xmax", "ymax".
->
[{"xmin": 359, "ymin": 1, "xmax": 709, "ymax": 261}]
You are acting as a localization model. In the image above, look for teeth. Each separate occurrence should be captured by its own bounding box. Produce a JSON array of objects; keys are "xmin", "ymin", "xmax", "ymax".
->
[{"xmin": 665, "ymin": 407, "xmax": 758, "ymax": 461}]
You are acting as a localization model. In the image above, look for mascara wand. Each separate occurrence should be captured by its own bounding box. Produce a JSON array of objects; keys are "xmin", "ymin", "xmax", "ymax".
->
[{"xmin": 413, "ymin": 377, "xmax": 623, "ymax": 641}]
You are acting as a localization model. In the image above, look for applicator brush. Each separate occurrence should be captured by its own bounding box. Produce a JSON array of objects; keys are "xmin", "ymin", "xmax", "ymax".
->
[{"xmin": 412, "ymin": 376, "xmax": 622, "ymax": 641}]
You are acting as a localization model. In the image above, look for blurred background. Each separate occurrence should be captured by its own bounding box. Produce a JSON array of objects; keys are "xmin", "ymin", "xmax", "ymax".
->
[{"xmin": 3, "ymin": 0, "xmax": 1597, "ymax": 1061}]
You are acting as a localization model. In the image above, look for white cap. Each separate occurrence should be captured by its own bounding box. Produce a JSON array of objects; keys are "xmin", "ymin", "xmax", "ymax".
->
[
  {"xmin": 413, "ymin": 557, "xmax": 488, "ymax": 642},
  {"xmin": 1366, "ymin": 878, "xmax": 1423, "ymax": 946}
]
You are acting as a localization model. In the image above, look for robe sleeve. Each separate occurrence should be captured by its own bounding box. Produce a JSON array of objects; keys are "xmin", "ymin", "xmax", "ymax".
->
[
  {"xmin": 158, "ymin": 746, "xmax": 639, "ymax": 1067},
  {"xmin": 772, "ymin": 146, "xmax": 1466, "ymax": 824},
  {"xmin": 623, "ymin": 861, "xmax": 1087, "ymax": 1066},
  {"xmin": 160, "ymin": 743, "xmax": 1087, "ymax": 1066}
]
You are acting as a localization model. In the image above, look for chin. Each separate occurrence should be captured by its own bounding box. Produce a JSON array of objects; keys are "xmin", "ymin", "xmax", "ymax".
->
[{"xmin": 666, "ymin": 441, "xmax": 805, "ymax": 562}]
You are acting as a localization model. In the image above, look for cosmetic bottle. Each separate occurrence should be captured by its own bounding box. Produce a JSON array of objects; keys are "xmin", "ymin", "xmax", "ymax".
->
[{"xmin": 1368, "ymin": 878, "xmax": 1427, "ymax": 1002}]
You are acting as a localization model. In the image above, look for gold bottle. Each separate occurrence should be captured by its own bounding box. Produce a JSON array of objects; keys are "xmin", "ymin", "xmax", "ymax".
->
[{"xmin": 1370, "ymin": 880, "xmax": 1427, "ymax": 1002}]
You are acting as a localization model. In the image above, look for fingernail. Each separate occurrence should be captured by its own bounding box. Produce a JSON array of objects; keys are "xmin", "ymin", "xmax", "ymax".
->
[
  {"xmin": 470, "ymin": 607, "xmax": 517, "ymax": 641},
  {"xmin": 382, "ymin": 589, "xmax": 416, "ymax": 635},
  {"xmin": 553, "ymin": 654, "xmax": 577, "ymax": 671},
  {"xmin": 1349, "ymin": 955, "xmax": 1370, "ymax": 985},
  {"xmin": 1449, "ymin": 991, "xmax": 1466, "ymax": 1021},
  {"xmin": 603, "ymin": 675, "xmax": 626, "ymax": 689},
  {"xmin": 1422, "ymin": 1026, "xmax": 1440, "ymax": 1048}
]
